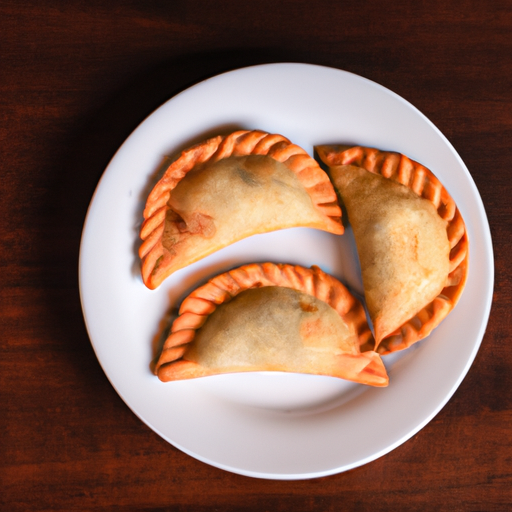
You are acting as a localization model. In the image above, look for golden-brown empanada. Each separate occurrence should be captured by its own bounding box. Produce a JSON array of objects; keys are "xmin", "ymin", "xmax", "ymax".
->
[
  {"xmin": 139, "ymin": 131, "xmax": 343, "ymax": 289},
  {"xmin": 315, "ymin": 145, "xmax": 468, "ymax": 354},
  {"xmin": 155, "ymin": 263, "xmax": 388, "ymax": 387}
]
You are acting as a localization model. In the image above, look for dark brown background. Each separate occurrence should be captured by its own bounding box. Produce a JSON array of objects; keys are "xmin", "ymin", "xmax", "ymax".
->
[{"xmin": 2, "ymin": 1, "xmax": 511, "ymax": 510}]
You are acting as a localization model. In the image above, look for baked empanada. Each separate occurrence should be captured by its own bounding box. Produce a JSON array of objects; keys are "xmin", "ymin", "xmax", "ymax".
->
[
  {"xmin": 139, "ymin": 131, "xmax": 343, "ymax": 289},
  {"xmin": 155, "ymin": 263, "xmax": 388, "ymax": 387},
  {"xmin": 315, "ymin": 145, "xmax": 468, "ymax": 354}
]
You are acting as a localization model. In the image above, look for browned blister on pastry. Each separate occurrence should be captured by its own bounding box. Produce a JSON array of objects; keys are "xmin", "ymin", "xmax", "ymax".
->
[
  {"xmin": 155, "ymin": 263, "xmax": 388, "ymax": 387},
  {"xmin": 315, "ymin": 145, "xmax": 468, "ymax": 354},
  {"xmin": 139, "ymin": 131, "xmax": 343, "ymax": 289}
]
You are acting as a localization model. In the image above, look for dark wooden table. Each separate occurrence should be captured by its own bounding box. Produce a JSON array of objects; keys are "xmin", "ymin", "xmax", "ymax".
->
[{"xmin": 2, "ymin": 1, "xmax": 511, "ymax": 510}]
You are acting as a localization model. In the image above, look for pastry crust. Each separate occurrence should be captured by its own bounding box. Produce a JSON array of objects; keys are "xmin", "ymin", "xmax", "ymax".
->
[
  {"xmin": 315, "ymin": 145, "xmax": 469, "ymax": 354},
  {"xmin": 155, "ymin": 263, "xmax": 388, "ymax": 387},
  {"xmin": 139, "ymin": 131, "xmax": 343, "ymax": 289}
]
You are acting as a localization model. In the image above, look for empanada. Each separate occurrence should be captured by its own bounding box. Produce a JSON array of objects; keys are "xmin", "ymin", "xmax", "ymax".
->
[
  {"xmin": 139, "ymin": 130, "xmax": 343, "ymax": 289},
  {"xmin": 315, "ymin": 145, "xmax": 468, "ymax": 354},
  {"xmin": 155, "ymin": 263, "xmax": 388, "ymax": 387}
]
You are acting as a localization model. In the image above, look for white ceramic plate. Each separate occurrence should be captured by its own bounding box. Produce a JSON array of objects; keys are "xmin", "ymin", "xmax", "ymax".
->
[{"xmin": 79, "ymin": 63, "xmax": 493, "ymax": 480}]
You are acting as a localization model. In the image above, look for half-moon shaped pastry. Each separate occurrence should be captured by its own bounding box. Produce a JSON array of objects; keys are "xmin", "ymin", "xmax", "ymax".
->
[
  {"xmin": 155, "ymin": 263, "xmax": 388, "ymax": 387},
  {"xmin": 139, "ymin": 130, "xmax": 343, "ymax": 289},
  {"xmin": 315, "ymin": 145, "xmax": 468, "ymax": 354}
]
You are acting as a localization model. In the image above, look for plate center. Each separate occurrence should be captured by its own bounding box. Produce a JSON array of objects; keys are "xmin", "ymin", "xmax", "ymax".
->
[{"xmin": 197, "ymin": 372, "xmax": 367, "ymax": 415}]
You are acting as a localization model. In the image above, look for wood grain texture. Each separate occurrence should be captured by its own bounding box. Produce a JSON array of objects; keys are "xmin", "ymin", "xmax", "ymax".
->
[{"xmin": 1, "ymin": 0, "xmax": 511, "ymax": 510}]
